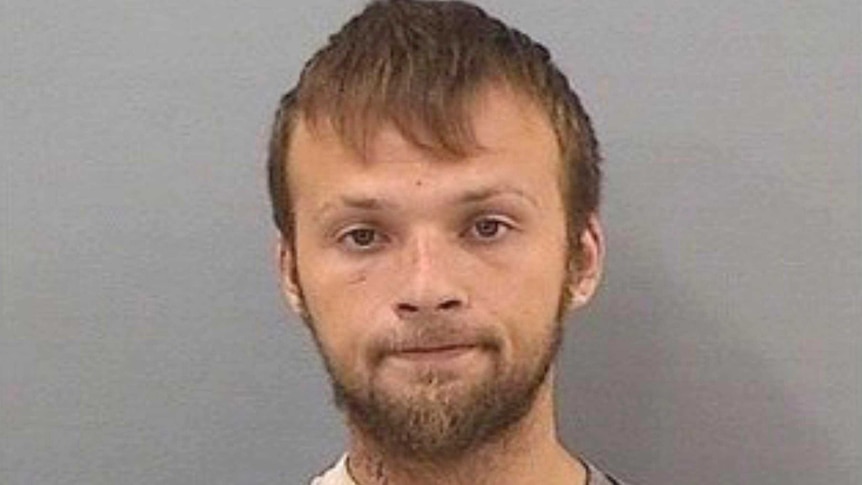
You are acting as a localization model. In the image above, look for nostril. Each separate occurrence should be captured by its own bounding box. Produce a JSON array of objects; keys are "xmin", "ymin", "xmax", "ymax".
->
[
  {"xmin": 396, "ymin": 302, "xmax": 420, "ymax": 313},
  {"xmin": 438, "ymin": 299, "xmax": 461, "ymax": 311},
  {"xmin": 395, "ymin": 299, "xmax": 462, "ymax": 315}
]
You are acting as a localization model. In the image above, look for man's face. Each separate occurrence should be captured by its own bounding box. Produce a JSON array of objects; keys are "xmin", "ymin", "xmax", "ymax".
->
[{"xmin": 281, "ymin": 87, "xmax": 600, "ymax": 458}]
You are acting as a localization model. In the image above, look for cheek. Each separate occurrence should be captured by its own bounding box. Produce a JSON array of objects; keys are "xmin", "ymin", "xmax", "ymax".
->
[
  {"xmin": 478, "ymin": 249, "xmax": 567, "ymax": 354},
  {"xmin": 297, "ymin": 256, "xmax": 393, "ymax": 371}
]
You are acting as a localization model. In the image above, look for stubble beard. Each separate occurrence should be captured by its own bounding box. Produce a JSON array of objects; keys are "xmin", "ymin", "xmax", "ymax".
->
[
  {"xmin": 288, "ymin": 236, "xmax": 575, "ymax": 463},
  {"xmin": 304, "ymin": 313, "xmax": 564, "ymax": 462}
]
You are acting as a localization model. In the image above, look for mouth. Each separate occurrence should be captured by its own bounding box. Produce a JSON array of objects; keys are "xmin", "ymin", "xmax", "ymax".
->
[
  {"xmin": 376, "ymin": 339, "xmax": 495, "ymax": 382},
  {"xmin": 393, "ymin": 344, "xmax": 479, "ymax": 362}
]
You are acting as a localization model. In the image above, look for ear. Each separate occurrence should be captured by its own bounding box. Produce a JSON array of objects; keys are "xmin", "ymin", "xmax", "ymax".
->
[
  {"xmin": 566, "ymin": 214, "xmax": 605, "ymax": 311},
  {"xmin": 276, "ymin": 236, "xmax": 305, "ymax": 316}
]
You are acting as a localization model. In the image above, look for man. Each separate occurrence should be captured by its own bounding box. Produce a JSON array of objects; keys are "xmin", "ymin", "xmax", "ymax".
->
[{"xmin": 266, "ymin": 1, "xmax": 625, "ymax": 483}]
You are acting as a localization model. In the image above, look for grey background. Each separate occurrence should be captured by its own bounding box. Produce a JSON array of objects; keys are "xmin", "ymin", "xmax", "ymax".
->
[{"xmin": 2, "ymin": 0, "xmax": 859, "ymax": 483}]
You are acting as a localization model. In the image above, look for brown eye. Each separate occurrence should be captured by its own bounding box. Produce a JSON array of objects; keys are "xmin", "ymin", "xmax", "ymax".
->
[
  {"xmin": 344, "ymin": 228, "xmax": 378, "ymax": 248},
  {"xmin": 469, "ymin": 217, "xmax": 511, "ymax": 241}
]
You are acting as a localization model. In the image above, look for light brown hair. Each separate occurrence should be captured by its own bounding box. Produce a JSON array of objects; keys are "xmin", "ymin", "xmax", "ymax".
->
[{"xmin": 267, "ymin": 0, "xmax": 601, "ymax": 253}]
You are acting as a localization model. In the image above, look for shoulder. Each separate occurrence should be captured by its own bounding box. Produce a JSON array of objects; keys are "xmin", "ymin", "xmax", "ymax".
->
[
  {"xmin": 309, "ymin": 455, "xmax": 355, "ymax": 485},
  {"xmin": 584, "ymin": 458, "xmax": 631, "ymax": 485}
]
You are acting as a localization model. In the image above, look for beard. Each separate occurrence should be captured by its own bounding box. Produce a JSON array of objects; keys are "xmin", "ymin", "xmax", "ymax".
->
[
  {"xmin": 303, "ymin": 310, "xmax": 564, "ymax": 462},
  {"xmin": 285, "ymin": 233, "xmax": 576, "ymax": 463}
]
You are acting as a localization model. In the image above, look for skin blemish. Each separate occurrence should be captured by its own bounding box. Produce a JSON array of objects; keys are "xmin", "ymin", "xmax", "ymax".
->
[
  {"xmin": 414, "ymin": 179, "xmax": 423, "ymax": 187},
  {"xmin": 348, "ymin": 272, "xmax": 368, "ymax": 285}
]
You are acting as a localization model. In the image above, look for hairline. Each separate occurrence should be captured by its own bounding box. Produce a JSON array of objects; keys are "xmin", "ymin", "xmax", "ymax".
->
[{"xmin": 279, "ymin": 79, "xmax": 577, "ymax": 237}]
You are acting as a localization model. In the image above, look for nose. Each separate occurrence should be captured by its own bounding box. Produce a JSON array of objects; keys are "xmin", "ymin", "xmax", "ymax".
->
[{"xmin": 393, "ymin": 230, "xmax": 468, "ymax": 319}]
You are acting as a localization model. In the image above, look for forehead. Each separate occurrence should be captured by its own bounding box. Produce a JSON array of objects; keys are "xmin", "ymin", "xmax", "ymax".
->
[
  {"xmin": 286, "ymin": 86, "xmax": 567, "ymax": 230},
  {"xmin": 289, "ymin": 85, "xmax": 559, "ymax": 172}
]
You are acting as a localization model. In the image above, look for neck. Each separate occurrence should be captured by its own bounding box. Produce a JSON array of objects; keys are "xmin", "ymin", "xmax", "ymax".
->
[{"xmin": 344, "ymin": 374, "xmax": 586, "ymax": 485}]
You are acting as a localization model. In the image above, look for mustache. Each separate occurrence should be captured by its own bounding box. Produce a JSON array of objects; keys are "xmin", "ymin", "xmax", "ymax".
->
[{"xmin": 368, "ymin": 321, "xmax": 502, "ymax": 364}]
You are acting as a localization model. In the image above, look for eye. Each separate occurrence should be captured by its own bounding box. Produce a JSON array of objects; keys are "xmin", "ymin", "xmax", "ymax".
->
[
  {"xmin": 466, "ymin": 216, "xmax": 513, "ymax": 242},
  {"xmin": 337, "ymin": 226, "xmax": 385, "ymax": 252}
]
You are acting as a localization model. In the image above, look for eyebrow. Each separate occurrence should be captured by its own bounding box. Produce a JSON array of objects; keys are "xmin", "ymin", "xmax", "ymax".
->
[
  {"xmin": 316, "ymin": 185, "xmax": 539, "ymax": 218},
  {"xmin": 456, "ymin": 186, "xmax": 539, "ymax": 208},
  {"xmin": 317, "ymin": 195, "xmax": 395, "ymax": 218}
]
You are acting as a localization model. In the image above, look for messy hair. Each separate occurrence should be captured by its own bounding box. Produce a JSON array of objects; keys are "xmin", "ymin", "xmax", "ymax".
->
[{"xmin": 267, "ymin": 0, "xmax": 601, "ymax": 253}]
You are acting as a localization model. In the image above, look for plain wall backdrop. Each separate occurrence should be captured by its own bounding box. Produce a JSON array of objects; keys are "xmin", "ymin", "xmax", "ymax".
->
[{"xmin": 2, "ymin": 0, "xmax": 859, "ymax": 483}]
